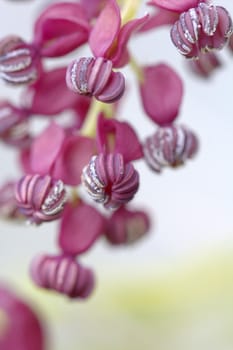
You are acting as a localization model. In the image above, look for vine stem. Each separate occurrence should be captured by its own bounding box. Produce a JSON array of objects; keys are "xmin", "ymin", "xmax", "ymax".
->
[{"xmin": 81, "ymin": 100, "xmax": 113, "ymax": 138}]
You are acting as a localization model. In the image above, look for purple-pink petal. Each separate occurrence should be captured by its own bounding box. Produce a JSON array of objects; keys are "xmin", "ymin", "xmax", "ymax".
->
[
  {"xmin": 30, "ymin": 122, "xmax": 66, "ymax": 175},
  {"xmin": 140, "ymin": 64, "xmax": 183, "ymax": 126},
  {"xmin": 27, "ymin": 67, "xmax": 79, "ymax": 116},
  {"xmin": 0, "ymin": 286, "xmax": 45, "ymax": 350},
  {"xmin": 52, "ymin": 135, "xmax": 96, "ymax": 186},
  {"xmin": 89, "ymin": 0, "xmax": 121, "ymax": 58},
  {"xmin": 58, "ymin": 201, "xmax": 106, "ymax": 254},
  {"xmin": 97, "ymin": 115, "xmax": 143, "ymax": 162},
  {"xmin": 148, "ymin": 0, "xmax": 202, "ymax": 13},
  {"xmin": 33, "ymin": 2, "xmax": 90, "ymax": 57},
  {"xmin": 80, "ymin": 0, "xmax": 108, "ymax": 22},
  {"xmin": 139, "ymin": 8, "xmax": 179, "ymax": 32},
  {"xmin": 112, "ymin": 14, "xmax": 149, "ymax": 67}
]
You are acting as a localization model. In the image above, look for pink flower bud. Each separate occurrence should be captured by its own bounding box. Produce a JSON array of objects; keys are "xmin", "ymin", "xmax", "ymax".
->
[
  {"xmin": 66, "ymin": 57, "xmax": 125, "ymax": 103},
  {"xmin": 82, "ymin": 153, "xmax": 139, "ymax": 210},
  {"xmin": 170, "ymin": 3, "xmax": 233, "ymax": 59},
  {"xmin": 15, "ymin": 174, "xmax": 67, "ymax": 224},
  {"xmin": 0, "ymin": 182, "xmax": 22, "ymax": 219},
  {"xmin": 143, "ymin": 125, "xmax": 198, "ymax": 172},
  {"xmin": 30, "ymin": 254, "xmax": 95, "ymax": 299},
  {"xmin": 105, "ymin": 206, "xmax": 150, "ymax": 245},
  {"xmin": 0, "ymin": 35, "xmax": 39, "ymax": 84}
]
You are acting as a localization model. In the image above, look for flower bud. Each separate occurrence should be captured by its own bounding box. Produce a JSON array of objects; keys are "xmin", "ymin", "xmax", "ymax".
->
[
  {"xmin": 170, "ymin": 3, "xmax": 233, "ymax": 58},
  {"xmin": 0, "ymin": 35, "xmax": 39, "ymax": 84},
  {"xmin": 66, "ymin": 56, "xmax": 125, "ymax": 103},
  {"xmin": 143, "ymin": 125, "xmax": 198, "ymax": 172},
  {"xmin": 15, "ymin": 174, "xmax": 67, "ymax": 224},
  {"xmin": 105, "ymin": 206, "xmax": 150, "ymax": 245},
  {"xmin": 0, "ymin": 100, "xmax": 31, "ymax": 148},
  {"xmin": 0, "ymin": 182, "xmax": 22, "ymax": 219},
  {"xmin": 81, "ymin": 153, "xmax": 139, "ymax": 210},
  {"xmin": 30, "ymin": 254, "xmax": 95, "ymax": 299}
]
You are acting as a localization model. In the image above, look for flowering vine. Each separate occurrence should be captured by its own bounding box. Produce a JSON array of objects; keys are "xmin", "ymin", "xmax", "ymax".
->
[{"xmin": 0, "ymin": 0, "xmax": 232, "ymax": 318}]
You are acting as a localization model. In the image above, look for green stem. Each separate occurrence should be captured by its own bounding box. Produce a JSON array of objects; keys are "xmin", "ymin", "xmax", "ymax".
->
[
  {"xmin": 81, "ymin": 99, "xmax": 113, "ymax": 138},
  {"xmin": 120, "ymin": 0, "xmax": 142, "ymax": 25}
]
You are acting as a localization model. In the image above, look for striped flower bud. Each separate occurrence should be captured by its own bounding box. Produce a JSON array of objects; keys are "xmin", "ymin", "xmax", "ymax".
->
[
  {"xmin": 66, "ymin": 57, "xmax": 125, "ymax": 103},
  {"xmin": 0, "ymin": 35, "xmax": 38, "ymax": 85},
  {"xmin": 15, "ymin": 174, "xmax": 67, "ymax": 224},
  {"xmin": 81, "ymin": 153, "xmax": 139, "ymax": 210},
  {"xmin": 143, "ymin": 125, "xmax": 198, "ymax": 173},
  {"xmin": 170, "ymin": 3, "xmax": 233, "ymax": 58},
  {"xmin": 30, "ymin": 254, "xmax": 95, "ymax": 299}
]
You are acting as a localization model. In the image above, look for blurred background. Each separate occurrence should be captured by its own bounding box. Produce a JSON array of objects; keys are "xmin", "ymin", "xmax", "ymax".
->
[{"xmin": 1, "ymin": 1, "xmax": 233, "ymax": 349}]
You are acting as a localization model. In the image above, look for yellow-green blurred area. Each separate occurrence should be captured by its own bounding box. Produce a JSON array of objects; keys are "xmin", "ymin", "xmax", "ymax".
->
[{"xmin": 9, "ymin": 248, "xmax": 233, "ymax": 350}]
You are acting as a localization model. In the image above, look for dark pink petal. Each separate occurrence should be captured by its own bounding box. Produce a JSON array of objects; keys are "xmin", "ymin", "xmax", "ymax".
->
[
  {"xmin": 33, "ymin": 2, "xmax": 90, "ymax": 57},
  {"xmin": 140, "ymin": 64, "xmax": 183, "ymax": 126},
  {"xmin": 97, "ymin": 115, "xmax": 143, "ymax": 162},
  {"xmin": 139, "ymin": 8, "xmax": 179, "ymax": 32},
  {"xmin": 112, "ymin": 14, "xmax": 149, "ymax": 67},
  {"xmin": 19, "ymin": 148, "xmax": 32, "ymax": 174},
  {"xmin": 27, "ymin": 67, "xmax": 79, "ymax": 116},
  {"xmin": 0, "ymin": 286, "xmax": 45, "ymax": 350},
  {"xmin": 80, "ymin": 0, "xmax": 108, "ymax": 21},
  {"xmin": 148, "ymin": 0, "xmax": 201, "ymax": 13},
  {"xmin": 53, "ymin": 135, "xmax": 96, "ymax": 186},
  {"xmin": 58, "ymin": 201, "xmax": 106, "ymax": 254},
  {"xmin": 89, "ymin": 0, "xmax": 121, "ymax": 57},
  {"xmin": 30, "ymin": 122, "xmax": 66, "ymax": 175}
]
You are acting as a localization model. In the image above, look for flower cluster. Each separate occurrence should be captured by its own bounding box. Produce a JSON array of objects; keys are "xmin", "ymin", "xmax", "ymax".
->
[{"xmin": 0, "ymin": 0, "xmax": 232, "ymax": 308}]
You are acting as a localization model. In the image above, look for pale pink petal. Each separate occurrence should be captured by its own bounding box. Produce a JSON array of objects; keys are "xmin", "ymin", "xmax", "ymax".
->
[
  {"xmin": 112, "ymin": 14, "xmax": 149, "ymax": 67},
  {"xmin": 140, "ymin": 64, "xmax": 183, "ymax": 125},
  {"xmin": 53, "ymin": 135, "xmax": 96, "ymax": 186},
  {"xmin": 28, "ymin": 67, "xmax": 79, "ymax": 116},
  {"xmin": 148, "ymin": 0, "xmax": 201, "ymax": 13},
  {"xmin": 97, "ymin": 115, "xmax": 143, "ymax": 162},
  {"xmin": 89, "ymin": 0, "xmax": 121, "ymax": 57},
  {"xmin": 139, "ymin": 8, "xmax": 179, "ymax": 32},
  {"xmin": 58, "ymin": 201, "xmax": 106, "ymax": 254},
  {"xmin": 30, "ymin": 122, "xmax": 66, "ymax": 174},
  {"xmin": 33, "ymin": 2, "xmax": 90, "ymax": 57}
]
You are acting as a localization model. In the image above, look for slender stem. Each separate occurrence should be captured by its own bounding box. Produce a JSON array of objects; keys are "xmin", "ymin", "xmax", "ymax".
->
[
  {"xmin": 120, "ymin": 0, "xmax": 142, "ymax": 25},
  {"xmin": 129, "ymin": 54, "xmax": 144, "ymax": 83},
  {"xmin": 81, "ymin": 99, "xmax": 113, "ymax": 138}
]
